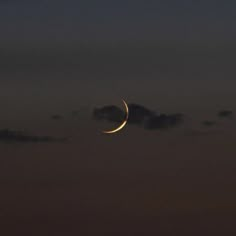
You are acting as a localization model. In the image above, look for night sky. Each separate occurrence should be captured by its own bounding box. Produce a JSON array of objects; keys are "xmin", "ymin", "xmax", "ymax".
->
[{"xmin": 1, "ymin": 1, "xmax": 236, "ymax": 235}]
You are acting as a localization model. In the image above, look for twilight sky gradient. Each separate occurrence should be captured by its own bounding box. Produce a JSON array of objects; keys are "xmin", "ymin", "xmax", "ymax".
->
[{"xmin": 1, "ymin": 1, "xmax": 236, "ymax": 235}]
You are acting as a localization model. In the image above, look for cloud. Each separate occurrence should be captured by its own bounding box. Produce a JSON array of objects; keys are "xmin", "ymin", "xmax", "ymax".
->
[
  {"xmin": 202, "ymin": 120, "xmax": 216, "ymax": 127},
  {"xmin": 51, "ymin": 114, "xmax": 63, "ymax": 120},
  {"xmin": 93, "ymin": 103, "xmax": 155, "ymax": 124},
  {"xmin": 218, "ymin": 110, "xmax": 233, "ymax": 118},
  {"xmin": 0, "ymin": 129, "xmax": 65, "ymax": 143},
  {"xmin": 144, "ymin": 113, "xmax": 184, "ymax": 130},
  {"xmin": 93, "ymin": 105, "xmax": 125, "ymax": 123},
  {"xmin": 93, "ymin": 103, "xmax": 184, "ymax": 130},
  {"xmin": 127, "ymin": 104, "xmax": 156, "ymax": 124}
]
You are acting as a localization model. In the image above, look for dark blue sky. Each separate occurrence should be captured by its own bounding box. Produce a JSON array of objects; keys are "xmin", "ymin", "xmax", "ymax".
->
[{"xmin": 1, "ymin": 0, "xmax": 236, "ymax": 43}]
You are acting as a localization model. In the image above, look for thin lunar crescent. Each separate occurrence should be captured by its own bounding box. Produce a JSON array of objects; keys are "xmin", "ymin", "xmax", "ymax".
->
[{"xmin": 103, "ymin": 99, "xmax": 129, "ymax": 134}]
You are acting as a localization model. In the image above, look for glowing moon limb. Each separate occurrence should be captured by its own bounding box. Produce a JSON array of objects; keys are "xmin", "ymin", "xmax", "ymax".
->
[{"xmin": 103, "ymin": 99, "xmax": 129, "ymax": 134}]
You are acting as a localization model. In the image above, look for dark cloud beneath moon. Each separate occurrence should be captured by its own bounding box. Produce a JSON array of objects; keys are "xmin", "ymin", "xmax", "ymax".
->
[
  {"xmin": 93, "ymin": 103, "xmax": 184, "ymax": 130},
  {"xmin": 0, "ymin": 129, "xmax": 65, "ymax": 143}
]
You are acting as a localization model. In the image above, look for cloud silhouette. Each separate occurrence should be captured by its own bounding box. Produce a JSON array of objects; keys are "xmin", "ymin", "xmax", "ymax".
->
[
  {"xmin": 202, "ymin": 120, "xmax": 216, "ymax": 127},
  {"xmin": 93, "ymin": 103, "xmax": 184, "ymax": 130},
  {"xmin": 0, "ymin": 129, "xmax": 65, "ymax": 143},
  {"xmin": 93, "ymin": 105, "xmax": 125, "ymax": 123},
  {"xmin": 127, "ymin": 104, "xmax": 156, "ymax": 124},
  {"xmin": 218, "ymin": 110, "xmax": 233, "ymax": 118},
  {"xmin": 144, "ymin": 113, "xmax": 183, "ymax": 130},
  {"xmin": 51, "ymin": 114, "xmax": 63, "ymax": 120}
]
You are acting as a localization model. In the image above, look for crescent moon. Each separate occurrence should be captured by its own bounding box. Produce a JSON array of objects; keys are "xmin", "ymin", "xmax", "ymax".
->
[{"xmin": 103, "ymin": 99, "xmax": 129, "ymax": 134}]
